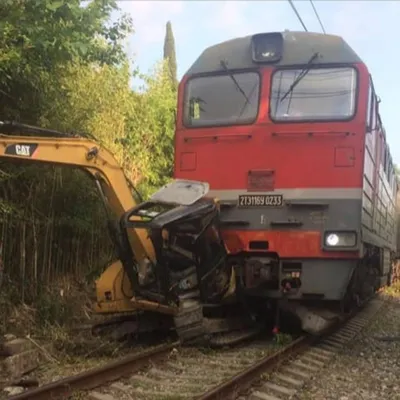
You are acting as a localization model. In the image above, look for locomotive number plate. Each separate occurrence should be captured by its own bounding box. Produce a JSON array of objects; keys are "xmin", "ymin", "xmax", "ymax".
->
[{"xmin": 238, "ymin": 194, "xmax": 283, "ymax": 208}]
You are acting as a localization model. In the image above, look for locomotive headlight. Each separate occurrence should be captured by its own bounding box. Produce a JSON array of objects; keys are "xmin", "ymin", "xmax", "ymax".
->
[
  {"xmin": 251, "ymin": 32, "xmax": 283, "ymax": 63},
  {"xmin": 324, "ymin": 232, "xmax": 357, "ymax": 248},
  {"xmin": 326, "ymin": 234, "xmax": 339, "ymax": 246}
]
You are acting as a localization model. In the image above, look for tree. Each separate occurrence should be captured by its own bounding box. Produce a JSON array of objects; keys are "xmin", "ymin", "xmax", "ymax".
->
[
  {"xmin": 0, "ymin": 0, "xmax": 133, "ymax": 123},
  {"xmin": 163, "ymin": 21, "xmax": 178, "ymax": 90},
  {"xmin": 126, "ymin": 60, "xmax": 177, "ymax": 197},
  {"xmin": 395, "ymin": 164, "xmax": 400, "ymax": 178}
]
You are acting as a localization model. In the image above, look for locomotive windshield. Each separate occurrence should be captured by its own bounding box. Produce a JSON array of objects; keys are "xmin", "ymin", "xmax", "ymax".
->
[
  {"xmin": 270, "ymin": 67, "xmax": 357, "ymax": 121},
  {"xmin": 183, "ymin": 72, "xmax": 260, "ymax": 127}
]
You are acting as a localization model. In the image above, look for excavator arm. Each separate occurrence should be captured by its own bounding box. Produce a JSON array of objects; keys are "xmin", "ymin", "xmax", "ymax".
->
[{"xmin": 0, "ymin": 132, "xmax": 156, "ymax": 263}]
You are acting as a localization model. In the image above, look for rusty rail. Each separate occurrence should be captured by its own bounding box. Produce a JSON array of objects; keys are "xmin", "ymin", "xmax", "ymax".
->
[
  {"xmin": 8, "ymin": 341, "xmax": 179, "ymax": 400},
  {"xmin": 197, "ymin": 335, "xmax": 310, "ymax": 400}
]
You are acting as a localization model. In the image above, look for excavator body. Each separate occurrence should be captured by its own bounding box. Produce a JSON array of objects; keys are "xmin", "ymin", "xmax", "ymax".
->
[{"xmin": 0, "ymin": 122, "xmax": 245, "ymax": 345}]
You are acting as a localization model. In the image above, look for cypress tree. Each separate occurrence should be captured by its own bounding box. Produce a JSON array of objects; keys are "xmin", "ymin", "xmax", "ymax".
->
[{"xmin": 163, "ymin": 21, "xmax": 178, "ymax": 89}]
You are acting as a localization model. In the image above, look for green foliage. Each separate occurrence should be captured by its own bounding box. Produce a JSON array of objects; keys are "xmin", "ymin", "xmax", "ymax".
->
[
  {"xmin": 40, "ymin": 61, "xmax": 134, "ymax": 156},
  {"xmin": 128, "ymin": 60, "xmax": 177, "ymax": 196},
  {"xmin": 274, "ymin": 332, "xmax": 293, "ymax": 346},
  {"xmin": 0, "ymin": 0, "xmax": 178, "ymax": 321},
  {"xmin": 35, "ymin": 288, "xmax": 74, "ymax": 327},
  {"xmin": 0, "ymin": 0, "xmax": 133, "ymax": 123},
  {"xmin": 163, "ymin": 21, "xmax": 178, "ymax": 90},
  {"xmin": 40, "ymin": 58, "xmax": 177, "ymax": 194},
  {"xmin": 0, "ymin": 0, "xmax": 131, "ymax": 66}
]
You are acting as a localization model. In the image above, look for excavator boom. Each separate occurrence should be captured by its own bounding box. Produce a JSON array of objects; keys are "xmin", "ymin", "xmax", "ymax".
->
[{"xmin": 0, "ymin": 131, "xmax": 156, "ymax": 263}]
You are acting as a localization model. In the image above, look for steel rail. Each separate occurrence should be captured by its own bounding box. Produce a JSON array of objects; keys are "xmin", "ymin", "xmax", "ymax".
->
[
  {"xmin": 197, "ymin": 334, "xmax": 310, "ymax": 400},
  {"xmin": 8, "ymin": 341, "xmax": 179, "ymax": 400}
]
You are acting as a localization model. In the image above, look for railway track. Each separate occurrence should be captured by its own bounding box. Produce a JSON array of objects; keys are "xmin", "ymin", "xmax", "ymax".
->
[{"xmin": 8, "ymin": 296, "xmax": 385, "ymax": 400}]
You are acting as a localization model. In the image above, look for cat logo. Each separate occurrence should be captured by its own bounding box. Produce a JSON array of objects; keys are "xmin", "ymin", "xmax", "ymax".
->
[
  {"xmin": 4, "ymin": 143, "xmax": 38, "ymax": 157},
  {"xmin": 15, "ymin": 145, "xmax": 31, "ymax": 156}
]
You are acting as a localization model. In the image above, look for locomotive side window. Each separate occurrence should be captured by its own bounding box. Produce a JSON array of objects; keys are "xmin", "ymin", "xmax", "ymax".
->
[
  {"xmin": 388, "ymin": 158, "xmax": 393, "ymax": 186},
  {"xmin": 385, "ymin": 147, "xmax": 390, "ymax": 178},
  {"xmin": 366, "ymin": 82, "xmax": 372, "ymax": 129},
  {"xmin": 183, "ymin": 72, "xmax": 260, "ymax": 127},
  {"xmin": 270, "ymin": 67, "xmax": 357, "ymax": 121},
  {"xmin": 381, "ymin": 138, "xmax": 387, "ymax": 172},
  {"xmin": 367, "ymin": 76, "xmax": 377, "ymax": 132}
]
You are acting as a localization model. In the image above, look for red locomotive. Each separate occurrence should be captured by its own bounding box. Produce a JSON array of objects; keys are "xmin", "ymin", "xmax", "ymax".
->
[{"xmin": 174, "ymin": 31, "xmax": 398, "ymax": 333}]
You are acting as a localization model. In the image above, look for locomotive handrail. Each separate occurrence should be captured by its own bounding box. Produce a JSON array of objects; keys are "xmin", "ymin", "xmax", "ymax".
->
[
  {"xmin": 271, "ymin": 131, "xmax": 352, "ymax": 137},
  {"xmin": 184, "ymin": 133, "xmax": 252, "ymax": 143}
]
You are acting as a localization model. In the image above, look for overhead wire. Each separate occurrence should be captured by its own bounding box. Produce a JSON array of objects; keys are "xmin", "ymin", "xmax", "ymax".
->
[
  {"xmin": 287, "ymin": 0, "xmax": 308, "ymax": 32},
  {"xmin": 288, "ymin": 0, "xmax": 327, "ymax": 35},
  {"xmin": 309, "ymin": 0, "xmax": 326, "ymax": 34}
]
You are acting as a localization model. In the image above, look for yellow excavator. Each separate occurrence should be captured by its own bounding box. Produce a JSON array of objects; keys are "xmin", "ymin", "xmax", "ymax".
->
[{"xmin": 0, "ymin": 121, "xmax": 256, "ymax": 346}]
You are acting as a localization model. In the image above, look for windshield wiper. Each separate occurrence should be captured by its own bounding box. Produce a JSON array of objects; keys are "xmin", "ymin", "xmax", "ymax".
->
[
  {"xmin": 279, "ymin": 52, "xmax": 320, "ymax": 103},
  {"xmin": 220, "ymin": 59, "xmax": 250, "ymax": 106}
]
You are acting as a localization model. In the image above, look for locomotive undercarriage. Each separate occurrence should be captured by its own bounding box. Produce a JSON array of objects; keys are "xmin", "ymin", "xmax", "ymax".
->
[
  {"xmin": 92, "ymin": 254, "xmax": 392, "ymax": 347},
  {"xmin": 222, "ymin": 245, "xmax": 392, "ymax": 336},
  {"xmin": 92, "ymin": 243, "xmax": 394, "ymax": 346}
]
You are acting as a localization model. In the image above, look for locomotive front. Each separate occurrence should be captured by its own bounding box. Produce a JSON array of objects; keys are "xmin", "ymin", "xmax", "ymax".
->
[{"xmin": 174, "ymin": 31, "xmax": 397, "ymax": 333}]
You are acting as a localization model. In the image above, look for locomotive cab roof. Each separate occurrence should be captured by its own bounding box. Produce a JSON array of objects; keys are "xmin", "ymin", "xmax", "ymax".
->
[{"xmin": 185, "ymin": 31, "xmax": 363, "ymax": 76}]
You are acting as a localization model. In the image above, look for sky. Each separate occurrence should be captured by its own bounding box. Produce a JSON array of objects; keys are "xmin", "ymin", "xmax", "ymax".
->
[{"xmin": 115, "ymin": 0, "xmax": 400, "ymax": 163}]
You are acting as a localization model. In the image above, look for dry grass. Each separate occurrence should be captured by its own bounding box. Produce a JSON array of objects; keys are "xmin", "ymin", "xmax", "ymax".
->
[
  {"xmin": 0, "ymin": 275, "xmax": 132, "ymax": 387},
  {"xmin": 0, "ymin": 275, "xmax": 95, "ymax": 335}
]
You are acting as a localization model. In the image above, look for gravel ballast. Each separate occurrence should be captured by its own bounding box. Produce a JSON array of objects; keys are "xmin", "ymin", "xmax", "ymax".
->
[{"xmin": 297, "ymin": 295, "xmax": 400, "ymax": 400}]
